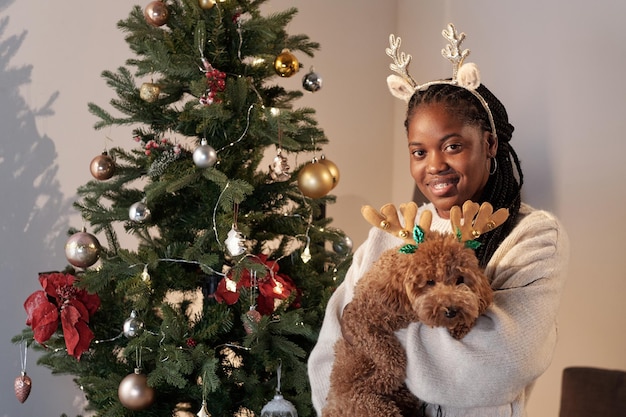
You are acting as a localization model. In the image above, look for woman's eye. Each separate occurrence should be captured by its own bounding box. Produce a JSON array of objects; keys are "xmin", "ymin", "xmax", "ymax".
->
[
  {"xmin": 445, "ymin": 143, "xmax": 461, "ymax": 152},
  {"xmin": 411, "ymin": 149, "xmax": 425, "ymax": 158}
]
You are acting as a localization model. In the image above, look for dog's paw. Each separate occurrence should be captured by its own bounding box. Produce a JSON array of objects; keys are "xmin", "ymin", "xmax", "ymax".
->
[{"xmin": 448, "ymin": 323, "xmax": 471, "ymax": 340}]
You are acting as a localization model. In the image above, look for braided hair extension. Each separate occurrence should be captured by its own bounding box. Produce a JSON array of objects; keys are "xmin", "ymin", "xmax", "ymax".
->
[{"xmin": 404, "ymin": 83, "xmax": 524, "ymax": 267}]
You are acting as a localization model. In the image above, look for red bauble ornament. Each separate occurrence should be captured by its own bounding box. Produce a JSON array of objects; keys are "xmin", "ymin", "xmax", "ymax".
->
[
  {"xmin": 118, "ymin": 369, "xmax": 155, "ymax": 410},
  {"xmin": 90, "ymin": 151, "xmax": 115, "ymax": 180},
  {"xmin": 14, "ymin": 372, "xmax": 32, "ymax": 403},
  {"xmin": 144, "ymin": 1, "xmax": 169, "ymax": 27}
]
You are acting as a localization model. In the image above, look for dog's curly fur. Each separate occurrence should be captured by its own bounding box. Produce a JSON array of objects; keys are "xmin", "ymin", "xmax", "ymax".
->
[{"xmin": 322, "ymin": 230, "xmax": 494, "ymax": 417}]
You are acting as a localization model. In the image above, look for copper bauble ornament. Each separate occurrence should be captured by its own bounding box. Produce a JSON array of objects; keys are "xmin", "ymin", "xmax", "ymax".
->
[
  {"xmin": 274, "ymin": 49, "xmax": 299, "ymax": 77},
  {"xmin": 193, "ymin": 139, "xmax": 218, "ymax": 168},
  {"xmin": 139, "ymin": 82, "xmax": 161, "ymax": 102},
  {"xmin": 318, "ymin": 156, "xmax": 340, "ymax": 189},
  {"xmin": 90, "ymin": 151, "xmax": 116, "ymax": 180},
  {"xmin": 144, "ymin": 1, "xmax": 169, "ymax": 27},
  {"xmin": 65, "ymin": 229, "xmax": 101, "ymax": 268},
  {"xmin": 118, "ymin": 369, "xmax": 155, "ymax": 410},
  {"xmin": 14, "ymin": 372, "xmax": 32, "ymax": 403},
  {"xmin": 198, "ymin": 0, "xmax": 216, "ymax": 9},
  {"xmin": 297, "ymin": 161, "xmax": 334, "ymax": 199}
]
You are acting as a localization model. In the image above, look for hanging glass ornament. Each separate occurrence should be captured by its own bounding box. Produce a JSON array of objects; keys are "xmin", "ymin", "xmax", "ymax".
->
[
  {"xmin": 139, "ymin": 82, "xmax": 161, "ymax": 102},
  {"xmin": 193, "ymin": 139, "xmax": 218, "ymax": 168},
  {"xmin": 243, "ymin": 306, "xmax": 262, "ymax": 335},
  {"xmin": 274, "ymin": 49, "xmax": 300, "ymax": 77},
  {"xmin": 268, "ymin": 149, "xmax": 291, "ymax": 182},
  {"xmin": 90, "ymin": 151, "xmax": 116, "ymax": 180},
  {"xmin": 261, "ymin": 361, "xmax": 298, "ymax": 417},
  {"xmin": 65, "ymin": 228, "xmax": 101, "ymax": 268},
  {"xmin": 144, "ymin": 0, "xmax": 169, "ymax": 27},
  {"xmin": 318, "ymin": 155, "xmax": 340, "ymax": 189},
  {"xmin": 196, "ymin": 400, "xmax": 211, "ymax": 417},
  {"xmin": 332, "ymin": 235, "xmax": 353, "ymax": 257},
  {"xmin": 297, "ymin": 159, "xmax": 334, "ymax": 199},
  {"xmin": 118, "ymin": 368, "xmax": 155, "ymax": 410},
  {"xmin": 123, "ymin": 310, "xmax": 145, "ymax": 338},
  {"xmin": 129, "ymin": 199, "xmax": 151, "ymax": 222},
  {"xmin": 302, "ymin": 68, "xmax": 322, "ymax": 92},
  {"xmin": 225, "ymin": 225, "xmax": 246, "ymax": 257}
]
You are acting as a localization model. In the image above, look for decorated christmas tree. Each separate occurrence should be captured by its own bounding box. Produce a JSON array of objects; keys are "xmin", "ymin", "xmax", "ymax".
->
[{"xmin": 13, "ymin": 1, "xmax": 352, "ymax": 415}]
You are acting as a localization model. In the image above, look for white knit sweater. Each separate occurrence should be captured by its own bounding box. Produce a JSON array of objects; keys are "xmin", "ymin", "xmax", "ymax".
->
[{"xmin": 308, "ymin": 203, "xmax": 569, "ymax": 417}]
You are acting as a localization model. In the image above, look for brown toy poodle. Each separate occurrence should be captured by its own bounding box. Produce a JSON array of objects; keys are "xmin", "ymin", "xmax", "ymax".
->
[{"xmin": 322, "ymin": 201, "xmax": 508, "ymax": 417}]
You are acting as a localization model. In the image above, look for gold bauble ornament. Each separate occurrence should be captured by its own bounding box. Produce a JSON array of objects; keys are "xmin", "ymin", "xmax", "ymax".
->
[
  {"xmin": 139, "ymin": 82, "xmax": 161, "ymax": 102},
  {"xmin": 198, "ymin": 0, "xmax": 216, "ymax": 9},
  {"xmin": 297, "ymin": 160, "xmax": 334, "ymax": 199},
  {"xmin": 274, "ymin": 49, "xmax": 300, "ymax": 77},
  {"xmin": 144, "ymin": 1, "xmax": 169, "ymax": 27},
  {"xmin": 90, "ymin": 151, "xmax": 116, "ymax": 180},
  {"xmin": 318, "ymin": 156, "xmax": 340, "ymax": 189},
  {"xmin": 118, "ymin": 369, "xmax": 155, "ymax": 410}
]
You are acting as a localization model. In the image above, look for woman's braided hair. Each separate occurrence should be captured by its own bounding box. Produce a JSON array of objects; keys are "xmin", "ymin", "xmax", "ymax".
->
[{"xmin": 404, "ymin": 83, "xmax": 523, "ymax": 267}]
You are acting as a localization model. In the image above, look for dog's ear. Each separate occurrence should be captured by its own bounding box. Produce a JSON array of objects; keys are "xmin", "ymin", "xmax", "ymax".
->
[
  {"xmin": 459, "ymin": 265, "xmax": 493, "ymax": 315},
  {"xmin": 363, "ymin": 250, "xmax": 416, "ymax": 315}
]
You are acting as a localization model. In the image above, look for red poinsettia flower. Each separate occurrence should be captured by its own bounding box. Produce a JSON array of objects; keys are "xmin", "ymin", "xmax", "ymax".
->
[
  {"xmin": 24, "ymin": 272, "xmax": 100, "ymax": 359},
  {"xmin": 213, "ymin": 255, "xmax": 298, "ymax": 315}
]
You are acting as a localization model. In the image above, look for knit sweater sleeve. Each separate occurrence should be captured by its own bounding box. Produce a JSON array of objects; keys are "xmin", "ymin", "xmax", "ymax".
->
[{"xmin": 400, "ymin": 207, "xmax": 570, "ymax": 409}]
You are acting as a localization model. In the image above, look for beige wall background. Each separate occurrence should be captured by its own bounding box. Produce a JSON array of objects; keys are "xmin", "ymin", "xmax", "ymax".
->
[{"xmin": 1, "ymin": 1, "xmax": 624, "ymax": 416}]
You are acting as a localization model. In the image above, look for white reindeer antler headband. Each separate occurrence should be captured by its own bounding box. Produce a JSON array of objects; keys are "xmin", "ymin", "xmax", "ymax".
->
[{"xmin": 386, "ymin": 24, "xmax": 497, "ymax": 140}]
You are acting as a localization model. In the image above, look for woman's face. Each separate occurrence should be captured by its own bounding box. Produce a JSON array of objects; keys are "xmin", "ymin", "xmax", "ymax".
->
[{"xmin": 407, "ymin": 103, "xmax": 497, "ymax": 219}]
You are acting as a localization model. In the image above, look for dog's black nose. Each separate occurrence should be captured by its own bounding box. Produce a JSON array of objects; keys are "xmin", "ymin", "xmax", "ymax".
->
[{"xmin": 445, "ymin": 308, "xmax": 457, "ymax": 318}]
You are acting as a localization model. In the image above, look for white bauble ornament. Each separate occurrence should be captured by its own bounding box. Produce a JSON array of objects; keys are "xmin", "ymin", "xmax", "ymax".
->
[{"xmin": 261, "ymin": 394, "xmax": 298, "ymax": 417}]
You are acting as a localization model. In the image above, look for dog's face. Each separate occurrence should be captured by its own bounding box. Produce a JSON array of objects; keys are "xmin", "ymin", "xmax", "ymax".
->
[{"xmin": 385, "ymin": 232, "xmax": 493, "ymax": 339}]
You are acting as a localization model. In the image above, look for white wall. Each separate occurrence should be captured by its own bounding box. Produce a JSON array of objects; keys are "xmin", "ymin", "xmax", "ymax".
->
[{"xmin": 1, "ymin": 0, "xmax": 625, "ymax": 416}]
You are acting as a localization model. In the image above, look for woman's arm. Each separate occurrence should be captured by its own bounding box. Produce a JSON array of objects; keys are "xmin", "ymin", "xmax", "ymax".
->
[{"xmin": 400, "ymin": 209, "xmax": 569, "ymax": 408}]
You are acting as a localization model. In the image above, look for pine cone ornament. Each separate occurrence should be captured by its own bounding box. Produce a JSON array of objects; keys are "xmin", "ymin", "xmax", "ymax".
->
[{"xmin": 14, "ymin": 372, "xmax": 32, "ymax": 403}]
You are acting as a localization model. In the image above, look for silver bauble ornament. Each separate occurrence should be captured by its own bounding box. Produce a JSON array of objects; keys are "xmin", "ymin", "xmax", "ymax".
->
[
  {"xmin": 129, "ymin": 201, "xmax": 151, "ymax": 222},
  {"xmin": 118, "ymin": 369, "xmax": 155, "ymax": 410},
  {"xmin": 123, "ymin": 310, "xmax": 144, "ymax": 338},
  {"xmin": 332, "ymin": 235, "xmax": 353, "ymax": 256},
  {"xmin": 261, "ymin": 394, "xmax": 298, "ymax": 417},
  {"xmin": 193, "ymin": 139, "xmax": 218, "ymax": 168},
  {"xmin": 65, "ymin": 229, "xmax": 101, "ymax": 268},
  {"xmin": 302, "ymin": 70, "xmax": 322, "ymax": 92}
]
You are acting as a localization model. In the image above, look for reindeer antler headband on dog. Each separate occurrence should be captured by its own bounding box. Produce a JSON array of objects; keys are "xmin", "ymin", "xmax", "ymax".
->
[
  {"xmin": 361, "ymin": 201, "xmax": 509, "ymax": 253},
  {"xmin": 386, "ymin": 24, "xmax": 498, "ymax": 141}
]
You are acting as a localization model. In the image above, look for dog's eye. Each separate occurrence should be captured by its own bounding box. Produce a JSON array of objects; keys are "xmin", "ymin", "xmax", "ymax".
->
[
  {"xmin": 456, "ymin": 276, "xmax": 465, "ymax": 285},
  {"xmin": 426, "ymin": 280, "xmax": 435, "ymax": 286}
]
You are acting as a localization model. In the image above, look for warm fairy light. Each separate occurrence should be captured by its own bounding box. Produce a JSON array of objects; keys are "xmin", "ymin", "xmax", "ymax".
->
[
  {"xmin": 225, "ymin": 277, "xmax": 237, "ymax": 292},
  {"xmin": 273, "ymin": 279, "xmax": 284, "ymax": 295}
]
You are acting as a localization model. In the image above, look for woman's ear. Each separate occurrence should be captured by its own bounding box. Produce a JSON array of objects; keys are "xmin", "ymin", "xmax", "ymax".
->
[{"xmin": 485, "ymin": 131, "xmax": 498, "ymax": 158}]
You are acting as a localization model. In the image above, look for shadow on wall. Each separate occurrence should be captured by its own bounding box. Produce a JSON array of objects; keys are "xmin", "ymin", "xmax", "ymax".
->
[{"xmin": 0, "ymin": 7, "xmax": 87, "ymax": 417}]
